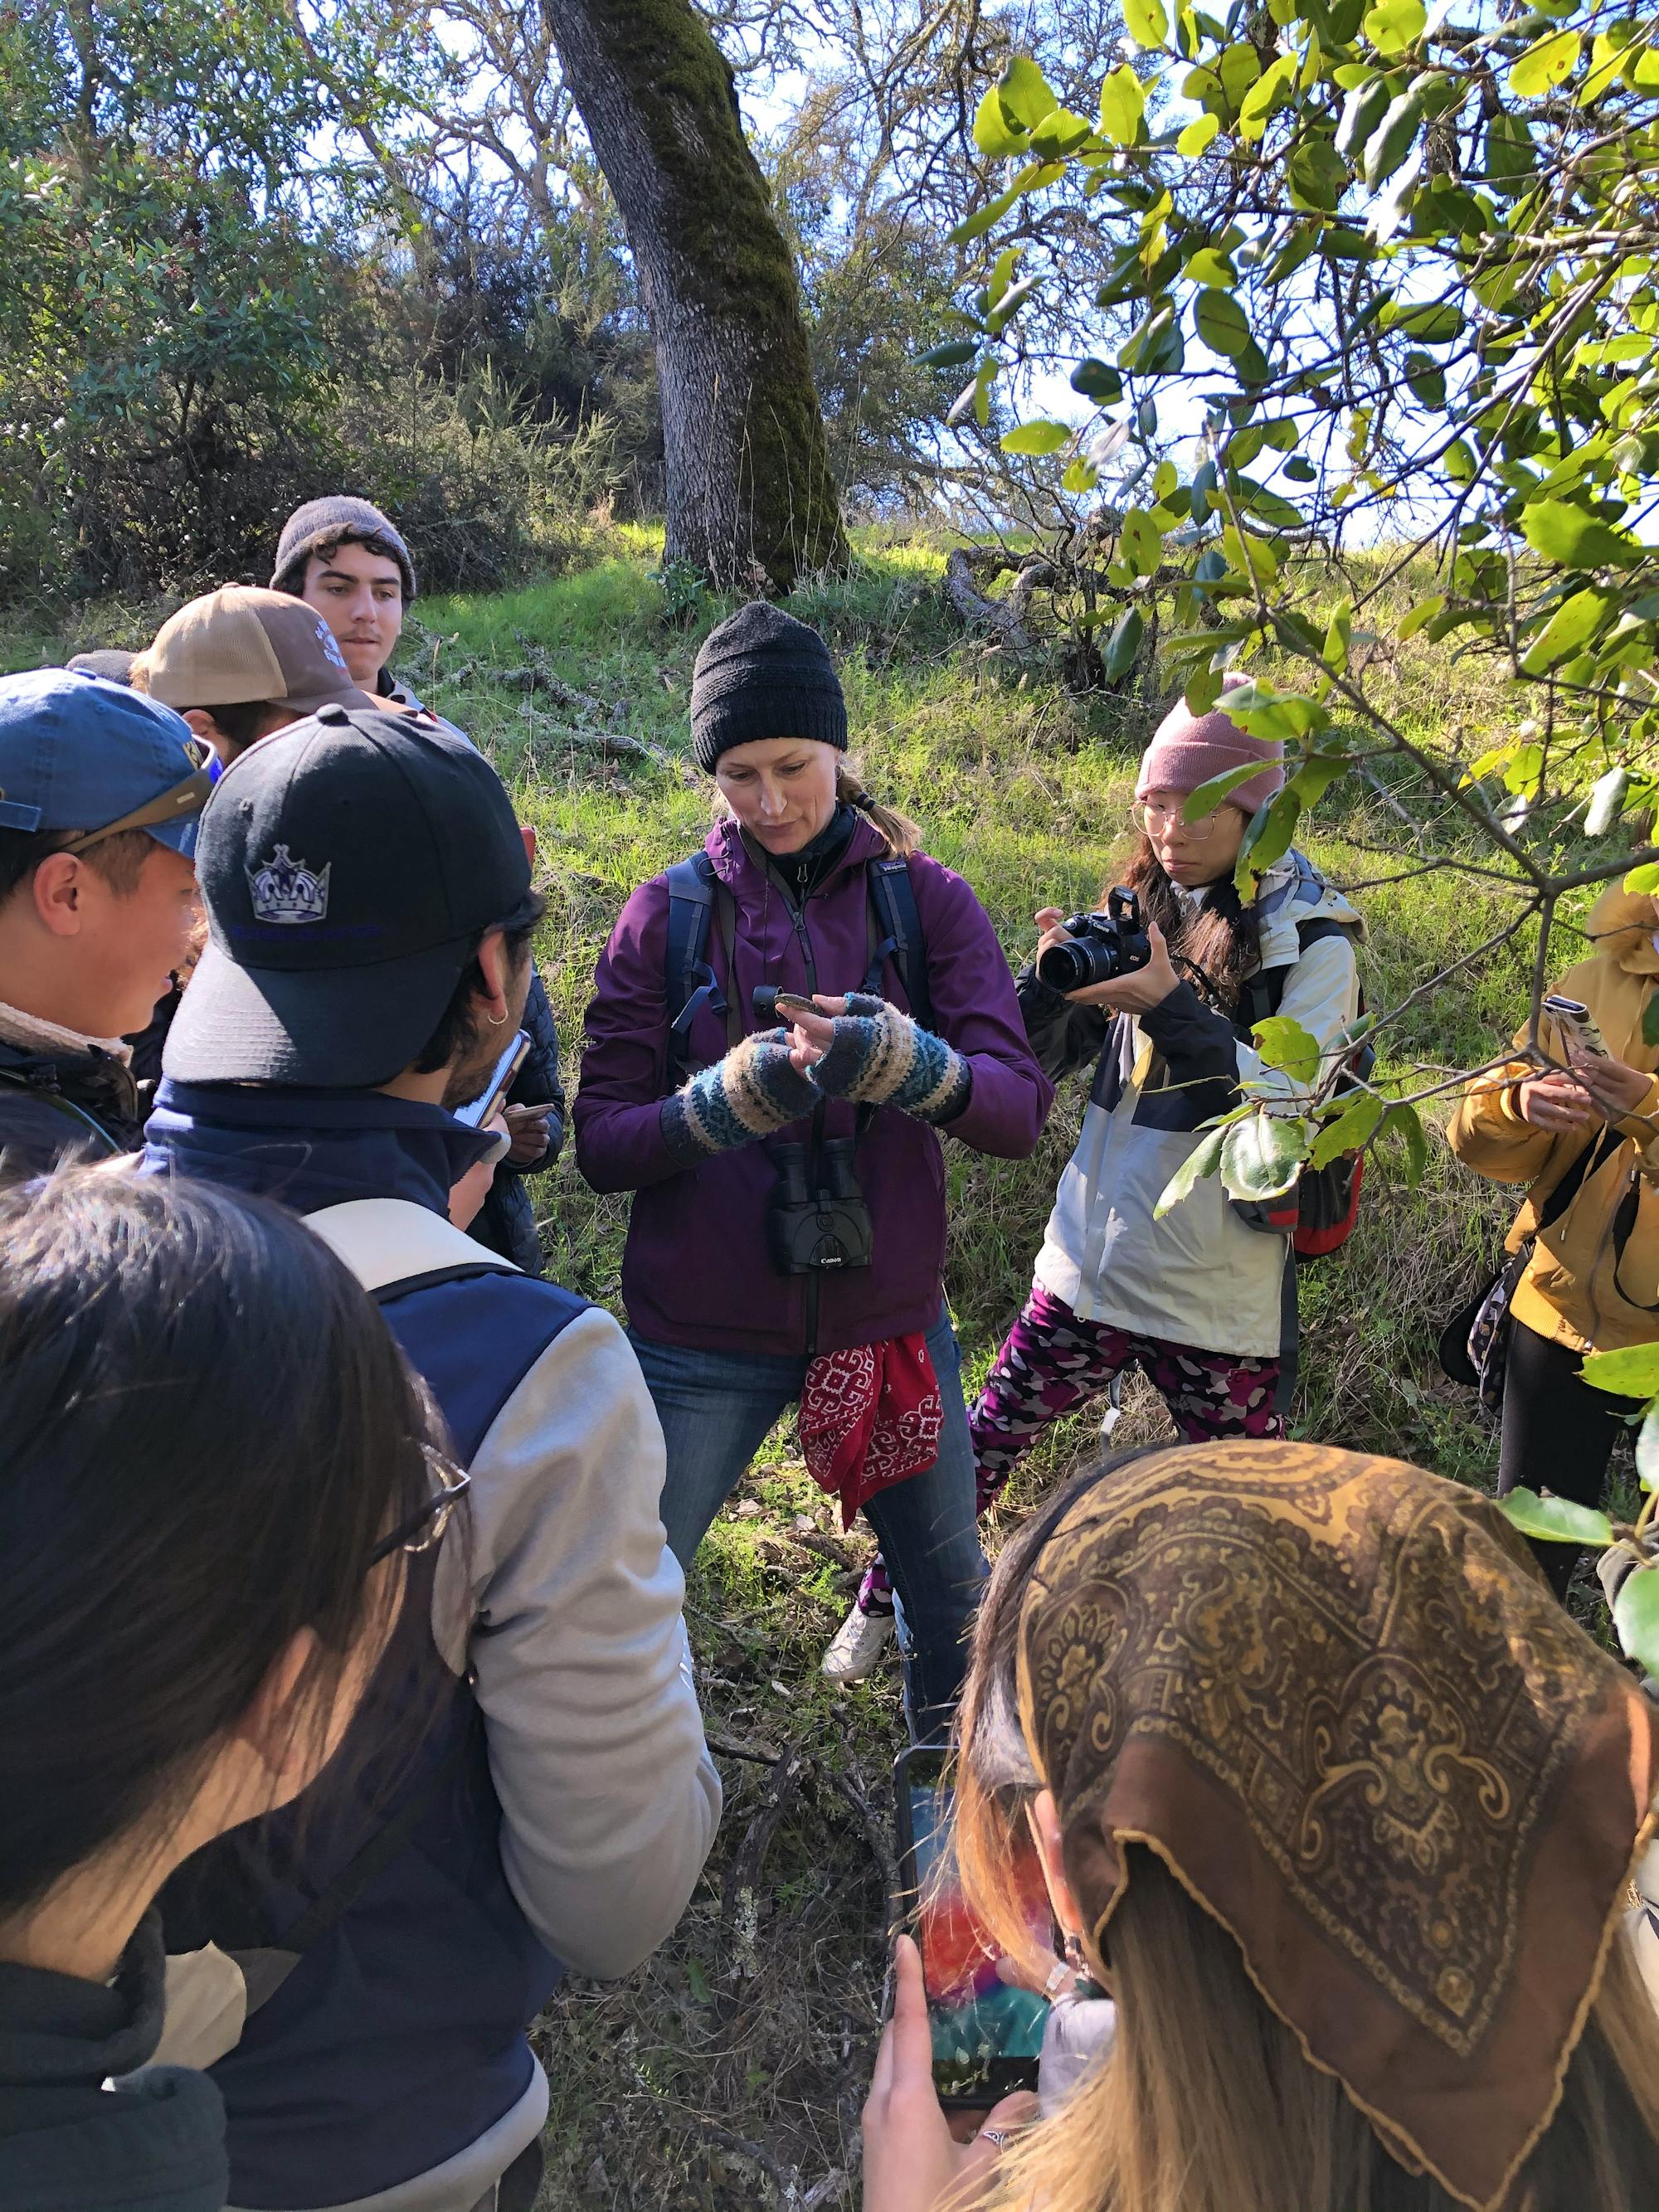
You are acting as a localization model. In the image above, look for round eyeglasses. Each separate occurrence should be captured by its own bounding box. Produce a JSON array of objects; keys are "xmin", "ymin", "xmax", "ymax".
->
[
  {"xmin": 1129, "ymin": 800, "xmax": 1218, "ymax": 841},
  {"xmin": 366, "ymin": 1453, "xmax": 472, "ymax": 1568}
]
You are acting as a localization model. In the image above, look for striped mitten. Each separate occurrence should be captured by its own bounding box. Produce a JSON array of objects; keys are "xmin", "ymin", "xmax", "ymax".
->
[
  {"xmin": 661, "ymin": 1031, "xmax": 820, "ymax": 1161},
  {"xmin": 806, "ymin": 994, "xmax": 972, "ymax": 1125}
]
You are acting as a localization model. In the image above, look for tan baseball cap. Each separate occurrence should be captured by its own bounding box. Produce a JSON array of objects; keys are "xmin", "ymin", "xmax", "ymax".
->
[{"xmin": 142, "ymin": 586, "xmax": 378, "ymax": 717}]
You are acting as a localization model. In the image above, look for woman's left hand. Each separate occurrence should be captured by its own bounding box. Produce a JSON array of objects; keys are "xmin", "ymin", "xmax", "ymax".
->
[
  {"xmin": 1061, "ymin": 918, "xmax": 1180, "ymax": 1016},
  {"xmin": 1571, "ymin": 1051, "xmax": 1657, "ymax": 1121},
  {"xmin": 862, "ymin": 1936, "xmax": 1038, "ymax": 2212}
]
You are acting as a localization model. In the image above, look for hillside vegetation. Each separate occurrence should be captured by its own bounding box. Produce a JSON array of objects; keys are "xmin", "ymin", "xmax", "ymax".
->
[{"xmin": 6, "ymin": 537, "xmax": 1628, "ymax": 2210}]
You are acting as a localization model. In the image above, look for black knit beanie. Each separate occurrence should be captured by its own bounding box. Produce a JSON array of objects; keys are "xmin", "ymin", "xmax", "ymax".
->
[
  {"xmin": 270, "ymin": 497, "xmax": 416, "ymax": 602},
  {"xmin": 688, "ymin": 602, "xmax": 847, "ymax": 772}
]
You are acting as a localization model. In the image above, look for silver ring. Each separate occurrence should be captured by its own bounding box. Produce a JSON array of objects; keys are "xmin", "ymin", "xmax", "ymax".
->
[{"xmin": 978, "ymin": 2128, "xmax": 1011, "ymax": 2148}]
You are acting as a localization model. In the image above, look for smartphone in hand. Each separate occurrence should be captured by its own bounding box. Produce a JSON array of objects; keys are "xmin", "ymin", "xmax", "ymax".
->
[
  {"xmin": 453, "ymin": 1030, "xmax": 532, "ymax": 1130},
  {"xmin": 893, "ymin": 1745, "xmax": 1048, "ymax": 2108},
  {"xmin": 1542, "ymin": 993, "xmax": 1610, "ymax": 1061}
]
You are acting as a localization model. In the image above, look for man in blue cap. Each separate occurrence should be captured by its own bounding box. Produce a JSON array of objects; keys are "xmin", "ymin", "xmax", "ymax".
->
[{"xmin": 0, "ymin": 670, "xmax": 207, "ymax": 1175}]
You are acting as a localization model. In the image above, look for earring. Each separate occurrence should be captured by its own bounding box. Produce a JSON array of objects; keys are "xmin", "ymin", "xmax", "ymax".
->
[{"xmin": 487, "ymin": 1009, "xmax": 508, "ymax": 1028}]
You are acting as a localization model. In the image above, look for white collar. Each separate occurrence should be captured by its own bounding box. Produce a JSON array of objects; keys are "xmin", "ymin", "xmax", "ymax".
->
[{"xmin": 0, "ymin": 999, "xmax": 132, "ymax": 1063}]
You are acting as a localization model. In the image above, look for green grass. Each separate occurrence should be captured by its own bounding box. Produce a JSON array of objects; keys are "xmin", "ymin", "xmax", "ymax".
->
[{"xmin": 0, "ymin": 540, "xmax": 1624, "ymax": 2210}]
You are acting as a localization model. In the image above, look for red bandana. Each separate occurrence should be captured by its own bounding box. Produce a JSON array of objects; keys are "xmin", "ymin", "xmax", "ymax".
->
[{"xmin": 798, "ymin": 1331, "xmax": 943, "ymax": 1529}]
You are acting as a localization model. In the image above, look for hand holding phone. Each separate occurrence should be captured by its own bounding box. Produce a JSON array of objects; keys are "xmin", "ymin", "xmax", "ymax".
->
[
  {"xmin": 453, "ymin": 1030, "xmax": 532, "ymax": 1130},
  {"xmin": 893, "ymin": 1747, "xmax": 1049, "ymax": 2107}
]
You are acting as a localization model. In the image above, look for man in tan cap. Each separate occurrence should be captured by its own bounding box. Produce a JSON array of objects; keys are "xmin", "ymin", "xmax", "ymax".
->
[{"xmin": 135, "ymin": 587, "xmax": 377, "ymax": 767}]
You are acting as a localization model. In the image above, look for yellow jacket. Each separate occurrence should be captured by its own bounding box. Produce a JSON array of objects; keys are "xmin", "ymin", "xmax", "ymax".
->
[{"xmin": 1447, "ymin": 887, "xmax": 1659, "ymax": 1354}]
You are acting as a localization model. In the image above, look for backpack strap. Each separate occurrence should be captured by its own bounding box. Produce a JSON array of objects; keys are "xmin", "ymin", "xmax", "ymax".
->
[
  {"xmin": 865, "ymin": 857, "xmax": 932, "ymax": 1030},
  {"xmin": 664, "ymin": 853, "xmax": 735, "ymax": 1086},
  {"xmin": 1236, "ymin": 916, "xmax": 1357, "ymax": 1043}
]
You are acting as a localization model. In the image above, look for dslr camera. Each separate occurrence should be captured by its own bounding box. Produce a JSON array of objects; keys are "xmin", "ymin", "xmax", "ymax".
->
[{"xmin": 1035, "ymin": 885, "xmax": 1152, "ymax": 994}]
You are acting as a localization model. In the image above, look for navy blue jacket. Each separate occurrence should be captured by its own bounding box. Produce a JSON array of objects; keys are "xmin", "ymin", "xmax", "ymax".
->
[{"xmin": 140, "ymin": 1085, "xmax": 718, "ymax": 2210}]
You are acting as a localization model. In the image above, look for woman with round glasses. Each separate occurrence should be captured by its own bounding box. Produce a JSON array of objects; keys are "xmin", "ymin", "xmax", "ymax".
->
[
  {"xmin": 830, "ymin": 679, "xmax": 1365, "ymax": 1658},
  {"xmin": 979, "ymin": 677, "xmax": 1362, "ymax": 1475}
]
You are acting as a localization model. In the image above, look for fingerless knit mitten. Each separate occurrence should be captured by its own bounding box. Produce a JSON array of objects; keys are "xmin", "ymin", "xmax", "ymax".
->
[
  {"xmin": 807, "ymin": 993, "xmax": 972, "ymax": 1125},
  {"xmin": 662, "ymin": 1031, "xmax": 820, "ymax": 1161}
]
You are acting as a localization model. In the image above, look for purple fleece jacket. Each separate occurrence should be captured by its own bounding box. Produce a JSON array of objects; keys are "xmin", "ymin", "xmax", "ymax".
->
[{"xmin": 576, "ymin": 815, "xmax": 1053, "ymax": 1357}]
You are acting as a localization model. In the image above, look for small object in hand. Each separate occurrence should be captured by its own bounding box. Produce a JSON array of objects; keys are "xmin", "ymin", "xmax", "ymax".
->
[
  {"xmin": 773, "ymin": 989, "xmax": 823, "ymax": 1020},
  {"xmin": 977, "ymin": 2128, "xmax": 1013, "ymax": 2148},
  {"xmin": 1543, "ymin": 992, "xmax": 1610, "ymax": 1060},
  {"xmin": 504, "ymin": 1101, "xmax": 558, "ymax": 1122}
]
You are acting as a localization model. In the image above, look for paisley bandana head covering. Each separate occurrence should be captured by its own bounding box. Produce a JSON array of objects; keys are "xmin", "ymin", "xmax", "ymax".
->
[{"xmin": 1015, "ymin": 1439, "xmax": 1657, "ymax": 2212}]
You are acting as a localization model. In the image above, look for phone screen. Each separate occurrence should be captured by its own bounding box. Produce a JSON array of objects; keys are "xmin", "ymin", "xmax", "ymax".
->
[
  {"xmin": 452, "ymin": 1029, "xmax": 530, "ymax": 1129},
  {"xmin": 898, "ymin": 1752, "xmax": 1050, "ymax": 2103}
]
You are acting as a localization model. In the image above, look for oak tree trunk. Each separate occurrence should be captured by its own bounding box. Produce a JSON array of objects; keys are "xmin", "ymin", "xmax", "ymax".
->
[{"xmin": 549, "ymin": 0, "xmax": 849, "ymax": 592}]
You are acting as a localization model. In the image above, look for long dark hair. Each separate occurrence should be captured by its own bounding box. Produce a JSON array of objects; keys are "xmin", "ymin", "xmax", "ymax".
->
[
  {"xmin": 0, "ymin": 1168, "xmax": 443, "ymax": 1916},
  {"xmin": 1120, "ymin": 833, "xmax": 1261, "ymax": 1014}
]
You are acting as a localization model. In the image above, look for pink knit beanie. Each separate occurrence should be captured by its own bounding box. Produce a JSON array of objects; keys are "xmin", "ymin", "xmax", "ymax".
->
[{"xmin": 1136, "ymin": 675, "xmax": 1286, "ymax": 816}]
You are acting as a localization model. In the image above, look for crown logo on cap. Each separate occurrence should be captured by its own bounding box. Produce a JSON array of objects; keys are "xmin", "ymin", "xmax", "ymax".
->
[{"xmin": 246, "ymin": 843, "xmax": 330, "ymax": 925}]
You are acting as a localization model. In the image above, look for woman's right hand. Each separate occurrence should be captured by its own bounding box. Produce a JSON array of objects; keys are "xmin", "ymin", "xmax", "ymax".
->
[
  {"xmin": 1515, "ymin": 1070, "xmax": 1597, "ymax": 1131},
  {"xmin": 1034, "ymin": 907, "xmax": 1072, "ymax": 964},
  {"xmin": 863, "ymin": 1936, "xmax": 1036, "ymax": 2212}
]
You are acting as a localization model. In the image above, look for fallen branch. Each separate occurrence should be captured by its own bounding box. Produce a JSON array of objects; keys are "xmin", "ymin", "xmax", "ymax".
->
[{"xmin": 942, "ymin": 546, "xmax": 1048, "ymax": 655}]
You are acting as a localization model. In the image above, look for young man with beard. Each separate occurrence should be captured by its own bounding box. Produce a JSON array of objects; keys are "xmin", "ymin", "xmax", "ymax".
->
[
  {"xmin": 270, "ymin": 496, "xmax": 567, "ymax": 1266},
  {"xmin": 139, "ymin": 703, "xmax": 718, "ymax": 2212}
]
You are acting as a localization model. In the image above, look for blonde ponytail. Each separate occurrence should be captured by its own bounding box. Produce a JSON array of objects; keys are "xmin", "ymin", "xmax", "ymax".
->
[{"xmin": 834, "ymin": 761, "xmax": 922, "ymax": 857}]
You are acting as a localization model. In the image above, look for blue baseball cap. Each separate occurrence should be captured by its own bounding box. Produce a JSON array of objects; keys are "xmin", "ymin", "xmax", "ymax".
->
[{"xmin": 0, "ymin": 669, "xmax": 209, "ymax": 859}]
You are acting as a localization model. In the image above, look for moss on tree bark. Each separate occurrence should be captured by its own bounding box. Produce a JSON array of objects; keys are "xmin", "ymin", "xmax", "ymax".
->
[{"xmin": 550, "ymin": 0, "xmax": 849, "ymax": 592}]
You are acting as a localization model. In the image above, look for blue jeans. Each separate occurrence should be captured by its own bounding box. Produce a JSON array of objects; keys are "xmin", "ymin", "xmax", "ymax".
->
[{"xmin": 630, "ymin": 1310, "xmax": 987, "ymax": 1739}]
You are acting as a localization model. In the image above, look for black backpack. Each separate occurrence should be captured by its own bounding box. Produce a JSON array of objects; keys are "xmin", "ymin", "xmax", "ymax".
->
[{"xmin": 661, "ymin": 850, "xmax": 932, "ymax": 1083}]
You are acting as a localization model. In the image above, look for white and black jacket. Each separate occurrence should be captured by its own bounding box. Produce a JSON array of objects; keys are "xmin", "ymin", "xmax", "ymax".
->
[{"xmin": 1019, "ymin": 851, "xmax": 1362, "ymax": 1359}]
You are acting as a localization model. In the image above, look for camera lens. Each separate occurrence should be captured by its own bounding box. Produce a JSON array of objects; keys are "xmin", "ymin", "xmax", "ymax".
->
[{"xmin": 1036, "ymin": 938, "xmax": 1095, "ymax": 992}]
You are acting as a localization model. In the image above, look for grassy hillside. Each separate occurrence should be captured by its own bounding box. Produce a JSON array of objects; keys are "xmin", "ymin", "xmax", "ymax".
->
[{"xmin": 3, "ymin": 539, "xmax": 1630, "ymax": 2210}]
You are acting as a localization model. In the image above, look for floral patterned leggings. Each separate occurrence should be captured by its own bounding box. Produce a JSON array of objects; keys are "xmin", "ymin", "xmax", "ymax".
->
[{"xmin": 855, "ymin": 1281, "xmax": 1283, "ymax": 1616}]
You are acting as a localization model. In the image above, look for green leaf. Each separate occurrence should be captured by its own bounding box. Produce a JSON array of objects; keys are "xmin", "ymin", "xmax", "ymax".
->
[
  {"xmin": 1030, "ymin": 106, "xmax": 1096, "ymax": 158},
  {"xmin": 1155, "ymin": 1124, "xmax": 1228, "ymax": 1216},
  {"xmin": 997, "ymin": 57, "xmax": 1059, "ymax": 129},
  {"xmin": 1000, "ymin": 419, "xmax": 1072, "ymax": 456},
  {"xmin": 1103, "ymin": 605, "xmax": 1146, "ymax": 678},
  {"xmin": 1644, "ymin": 989, "xmax": 1659, "ymax": 1048},
  {"xmin": 1377, "ymin": 299, "xmax": 1463, "ymax": 345},
  {"xmin": 1252, "ymin": 1014, "xmax": 1321, "ymax": 1084},
  {"xmin": 1221, "ymin": 1111, "xmax": 1309, "ymax": 1199},
  {"xmin": 1362, "ymin": 90, "xmax": 1424, "ymax": 187},
  {"xmin": 1178, "ymin": 111, "xmax": 1220, "ymax": 154},
  {"xmin": 918, "ymin": 338, "xmax": 980, "ymax": 370},
  {"xmin": 1499, "ymin": 1488, "xmax": 1614, "ymax": 1546},
  {"xmin": 1580, "ymin": 1342, "xmax": 1659, "ymax": 1398},
  {"xmin": 1185, "ymin": 761, "xmax": 1267, "ymax": 819},
  {"xmin": 1396, "ymin": 594, "xmax": 1446, "ymax": 641},
  {"xmin": 1325, "ymin": 596, "xmax": 1354, "ymax": 673},
  {"xmin": 1510, "ymin": 27, "xmax": 1580, "ymax": 97},
  {"xmin": 1379, "ymin": 1101, "xmax": 1429, "ymax": 1185},
  {"xmin": 1120, "ymin": 299, "xmax": 1185, "ymax": 376},
  {"xmin": 1520, "ymin": 500, "xmax": 1640, "ymax": 567},
  {"xmin": 1637, "ymin": 1403, "xmax": 1659, "ymax": 1491},
  {"xmin": 1520, "ymin": 589, "xmax": 1613, "ymax": 675},
  {"xmin": 1196, "ymin": 289, "xmax": 1253, "ymax": 358},
  {"xmin": 1628, "ymin": 863, "xmax": 1659, "ymax": 897},
  {"xmin": 1125, "ymin": 0, "xmax": 1170, "ymax": 44},
  {"xmin": 1363, "ymin": 0, "xmax": 1424, "ymax": 56},
  {"xmin": 946, "ymin": 165, "xmax": 1046, "ymax": 246},
  {"xmin": 1309, "ymin": 1090, "xmax": 1384, "ymax": 1167},
  {"xmin": 973, "ymin": 85, "xmax": 1029, "ymax": 157},
  {"xmin": 1234, "ymin": 787, "xmax": 1302, "ymax": 893},
  {"xmin": 1185, "ymin": 247, "xmax": 1237, "ymax": 287},
  {"xmin": 1070, "ymin": 358, "xmax": 1123, "ymax": 402},
  {"xmin": 1062, "ymin": 456, "xmax": 1100, "ymax": 493},
  {"xmin": 1614, "ymin": 1565, "xmax": 1659, "ymax": 1675},
  {"xmin": 1584, "ymin": 767, "xmax": 1632, "ymax": 837},
  {"xmin": 1098, "ymin": 64, "xmax": 1147, "ymax": 145},
  {"xmin": 1335, "ymin": 75, "xmax": 1391, "ymax": 163}
]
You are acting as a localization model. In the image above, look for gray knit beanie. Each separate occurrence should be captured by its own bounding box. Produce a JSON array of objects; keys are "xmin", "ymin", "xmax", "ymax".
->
[
  {"xmin": 689, "ymin": 602, "xmax": 847, "ymax": 772},
  {"xmin": 270, "ymin": 497, "xmax": 416, "ymax": 601}
]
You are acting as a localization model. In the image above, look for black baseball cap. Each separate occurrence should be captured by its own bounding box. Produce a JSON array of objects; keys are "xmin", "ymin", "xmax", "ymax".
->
[{"xmin": 163, "ymin": 703, "xmax": 531, "ymax": 1087}]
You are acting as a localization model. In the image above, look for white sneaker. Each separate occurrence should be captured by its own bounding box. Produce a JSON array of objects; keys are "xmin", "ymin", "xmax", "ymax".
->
[{"xmin": 821, "ymin": 1602, "xmax": 896, "ymax": 1683}]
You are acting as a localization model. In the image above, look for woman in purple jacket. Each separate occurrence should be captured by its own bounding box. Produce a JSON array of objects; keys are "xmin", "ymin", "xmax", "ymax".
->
[{"xmin": 577, "ymin": 605, "xmax": 1052, "ymax": 1734}]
